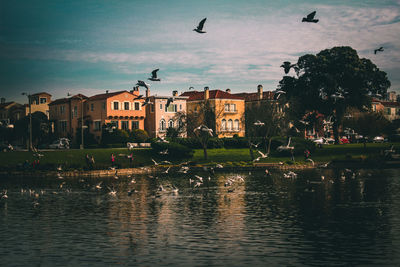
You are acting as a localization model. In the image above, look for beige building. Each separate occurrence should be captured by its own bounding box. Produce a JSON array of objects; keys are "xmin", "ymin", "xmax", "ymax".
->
[
  {"xmin": 181, "ymin": 87, "xmax": 245, "ymax": 138},
  {"xmin": 26, "ymin": 92, "xmax": 52, "ymax": 118},
  {"xmin": 145, "ymin": 90, "xmax": 188, "ymax": 138},
  {"xmin": 372, "ymin": 99, "xmax": 400, "ymax": 121},
  {"xmin": 0, "ymin": 100, "xmax": 25, "ymax": 126}
]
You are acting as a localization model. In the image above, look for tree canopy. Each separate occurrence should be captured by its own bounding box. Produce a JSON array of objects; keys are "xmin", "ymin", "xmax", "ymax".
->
[{"xmin": 278, "ymin": 46, "xmax": 391, "ymax": 142}]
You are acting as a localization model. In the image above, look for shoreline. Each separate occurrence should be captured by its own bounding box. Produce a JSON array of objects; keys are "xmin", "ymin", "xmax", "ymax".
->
[{"xmin": 1, "ymin": 160, "xmax": 399, "ymax": 178}]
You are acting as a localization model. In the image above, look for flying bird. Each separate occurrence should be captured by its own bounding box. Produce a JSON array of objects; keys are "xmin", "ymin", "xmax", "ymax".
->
[
  {"xmin": 166, "ymin": 97, "xmax": 174, "ymax": 108},
  {"xmin": 148, "ymin": 69, "xmax": 161, "ymax": 81},
  {"xmin": 280, "ymin": 61, "xmax": 297, "ymax": 74},
  {"xmin": 189, "ymin": 86, "xmax": 194, "ymax": 90},
  {"xmin": 141, "ymin": 97, "xmax": 152, "ymax": 106},
  {"xmin": 133, "ymin": 95, "xmax": 143, "ymax": 100},
  {"xmin": 253, "ymin": 120, "xmax": 265, "ymax": 126},
  {"xmin": 193, "ymin": 18, "xmax": 207, "ymax": 33},
  {"xmin": 302, "ymin": 11, "xmax": 319, "ymax": 23},
  {"xmin": 374, "ymin": 47, "xmax": 384, "ymax": 54},
  {"xmin": 136, "ymin": 80, "xmax": 150, "ymax": 89},
  {"xmin": 273, "ymin": 90, "xmax": 286, "ymax": 99}
]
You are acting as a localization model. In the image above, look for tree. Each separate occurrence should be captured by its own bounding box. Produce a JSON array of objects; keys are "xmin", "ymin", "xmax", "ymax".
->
[
  {"xmin": 245, "ymin": 99, "xmax": 288, "ymax": 160},
  {"xmin": 14, "ymin": 111, "xmax": 51, "ymax": 148},
  {"xmin": 279, "ymin": 46, "xmax": 391, "ymax": 143}
]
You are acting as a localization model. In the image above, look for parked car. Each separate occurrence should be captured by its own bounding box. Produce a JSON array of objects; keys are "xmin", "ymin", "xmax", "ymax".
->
[
  {"xmin": 373, "ymin": 136, "xmax": 385, "ymax": 143},
  {"xmin": 49, "ymin": 138, "xmax": 70, "ymax": 149},
  {"xmin": 313, "ymin": 137, "xmax": 335, "ymax": 145}
]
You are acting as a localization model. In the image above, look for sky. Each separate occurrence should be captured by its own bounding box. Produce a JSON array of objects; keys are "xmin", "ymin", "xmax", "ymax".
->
[{"xmin": 1, "ymin": 0, "xmax": 400, "ymax": 104}]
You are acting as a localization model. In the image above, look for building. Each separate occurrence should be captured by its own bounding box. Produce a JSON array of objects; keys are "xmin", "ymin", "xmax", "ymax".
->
[
  {"xmin": 0, "ymin": 100, "xmax": 25, "ymax": 127},
  {"xmin": 372, "ymin": 99, "xmax": 400, "ymax": 121},
  {"xmin": 181, "ymin": 87, "xmax": 245, "ymax": 138},
  {"xmin": 144, "ymin": 90, "xmax": 188, "ymax": 138},
  {"xmin": 84, "ymin": 89, "xmax": 145, "ymax": 142},
  {"xmin": 26, "ymin": 92, "xmax": 52, "ymax": 118},
  {"xmin": 387, "ymin": 91, "xmax": 397, "ymax": 102},
  {"xmin": 48, "ymin": 94, "xmax": 88, "ymax": 140}
]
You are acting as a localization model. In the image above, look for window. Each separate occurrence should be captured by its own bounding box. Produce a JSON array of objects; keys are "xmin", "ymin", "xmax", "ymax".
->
[
  {"xmin": 113, "ymin": 102, "xmax": 119, "ymax": 110},
  {"xmin": 178, "ymin": 119, "xmax": 184, "ymax": 128},
  {"xmin": 386, "ymin": 108, "xmax": 391, "ymax": 115},
  {"xmin": 60, "ymin": 121, "xmax": 67, "ymax": 132},
  {"xmin": 151, "ymin": 104, "xmax": 155, "ymax": 112},
  {"xmin": 227, "ymin": 119, "xmax": 233, "ymax": 130},
  {"xmin": 160, "ymin": 104, "xmax": 163, "ymax": 110},
  {"xmin": 94, "ymin": 121, "xmax": 101, "ymax": 131},
  {"xmin": 60, "ymin": 106, "xmax": 65, "ymax": 114},
  {"xmin": 72, "ymin": 106, "xmax": 78, "ymax": 118},
  {"xmin": 131, "ymin": 121, "xmax": 139, "ymax": 130},
  {"xmin": 230, "ymin": 104, "xmax": 236, "ymax": 112},
  {"xmin": 121, "ymin": 121, "xmax": 129, "ymax": 130},
  {"xmin": 166, "ymin": 104, "xmax": 177, "ymax": 112},
  {"xmin": 91, "ymin": 103, "xmax": 94, "ymax": 111},
  {"xmin": 160, "ymin": 119, "xmax": 166, "ymax": 131},
  {"xmin": 180, "ymin": 104, "xmax": 182, "ymax": 110},
  {"xmin": 40, "ymin": 97, "xmax": 46, "ymax": 104},
  {"xmin": 134, "ymin": 102, "xmax": 140, "ymax": 110},
  {"xmin": 221, "ymin": 119, "xmax": 226, "ymax": 131},
  {"xmin": 225, "ymin": 104, "xmax": 230, "ymax": 111},
  {"xmin": 234, "ymin": 119, "xmax": 239, "ymax": 130},
  {"xmin": 168, "ymin": 120, "xmax": 174, "ymax": 128},
  {"xmin": 102, "ymin": 102, "xmax": 106, "ymax": 110},
  {"xmin": 124, "ymin": 102, "xmax": 130, "ymax": 110}
]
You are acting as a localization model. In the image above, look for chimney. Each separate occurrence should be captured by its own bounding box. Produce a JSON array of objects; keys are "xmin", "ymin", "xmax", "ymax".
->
[
  {"xmin": 225, "ymin": 88, "xmax": 231, "ymax": 94},
  {"xmin": 106, "ymin": 90, "xmax": 109, "ymax": 94},
  {"xmin": 131, "ymin": 86, "xmax": 139, "ymax": 93},
  {"xmin": 146, "ymin": 88, "xmax": 150, "ymax": 98},
  {"xmin": 172, "ymin": 90, "xmax": 178, "ymax": 96},
  {"xmin": 257, "ymin": 84, "xmax": 263, "ymax": 100},
  {"xmin": 0, "ymin": 98, "xmax": 5, "ymax": 104},
  {"xmin": 204, "ymin": 87, "xmax": 209, "ymax": 100}
]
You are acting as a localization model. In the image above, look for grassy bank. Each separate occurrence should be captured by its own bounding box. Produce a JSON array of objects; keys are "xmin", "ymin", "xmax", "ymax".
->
[{"xmin": 0, "ymin": 143, "xmax": 398, "ymax": 171}]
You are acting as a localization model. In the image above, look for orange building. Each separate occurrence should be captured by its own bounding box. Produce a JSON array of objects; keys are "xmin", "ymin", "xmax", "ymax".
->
[
  {"xmin": 181, "ymin": 87, "xmax": 245, "ymax": 138},
  {"xmin": 85, "ymin": 89, "xmax": 145, "ymax": 141},
  {"xmin": 26, "ymin": 92, "xmax": 52, "ymax": 118}
]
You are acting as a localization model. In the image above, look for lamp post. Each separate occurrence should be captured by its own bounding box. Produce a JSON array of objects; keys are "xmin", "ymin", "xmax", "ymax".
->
[{"xmin": 22, "ymin": 92, "xmax": 33, "ymax": 151}]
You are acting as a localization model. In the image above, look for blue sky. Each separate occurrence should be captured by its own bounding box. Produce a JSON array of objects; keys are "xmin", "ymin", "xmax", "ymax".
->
[{"xmin": 1, "ymin": 0, "xmax": 399, "ymax": 104}]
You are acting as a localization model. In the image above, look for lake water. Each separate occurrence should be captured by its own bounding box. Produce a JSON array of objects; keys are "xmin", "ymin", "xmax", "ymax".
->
[{"xmin": 1, "ymin": 168, "xmax": 400, "ymax": 266}]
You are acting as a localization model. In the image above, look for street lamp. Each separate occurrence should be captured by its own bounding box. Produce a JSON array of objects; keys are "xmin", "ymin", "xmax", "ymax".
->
[
  {"xmin": 68, "ymin": 93, "xmax": 85, "ymax": 149},
  {"xmin": 22, "ymin": 92, "xmax": 33, "ymax": 151}
]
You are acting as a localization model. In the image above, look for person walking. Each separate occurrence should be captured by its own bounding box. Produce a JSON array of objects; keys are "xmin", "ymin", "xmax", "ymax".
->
[{"xmin": 111, "ymin": 153, "xmax": 116, "ymax": 167}]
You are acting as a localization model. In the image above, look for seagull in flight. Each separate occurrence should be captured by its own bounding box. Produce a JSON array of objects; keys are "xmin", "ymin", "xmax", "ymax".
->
[
  {"xmin": 273, "ymin": 90, "xmax": 286, "ymax": 99},
  {"xmin": 193, "ymin": 18, "xmax": 207, "ymax": 33},
  {"xmin": 302, "ymin": 11, "xmax": 319, "ymax": 23},
  {"xmin": 189, "ymin": 86, "xmax": 194, "ymax": 90},
  {"xmin": 253, "ymin": 120, "xmax": 265, "ymax": 126},
  {"xmin": 194, "ymin": 125, "xmax": 213, "ymax": 136},
  {"xmin": 166, "ymin": 97, "xmax": 174, "ymax": 108},
  {"xmin": 136, "ymin": 80, "xmax": 150, "ymax": 90},
  {"xmin": 151, "ymin": 158, "xmax": 159, "ymax": 165},
  {"xmin": 141, "ymin": 97, "xmax": 152, "ymax": 107},
  {"xmin": 374, "ymin": 47, "xmax": 384, "ymax": 54},
  {"xmin": 133, "ymin": 95, "xmax": 143, "ymax": 100},
  {"xmin": 257, "ymin": 150, "xmax": 268, "ymax": 158},
  {"xmin": 148, "ymin": 69, "xmax": 161, "ymax": 81},
  {"xmin": 280, "ymin": 61, "xmax": 297, "ymax": 74}
]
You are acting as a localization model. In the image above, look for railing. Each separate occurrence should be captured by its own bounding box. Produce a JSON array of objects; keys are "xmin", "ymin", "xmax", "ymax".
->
[
  {"xmin": 220, "ymin": 128, "xmax": 241, "ymax": 132},
  {"xmin": 224, "ymin": 110, "xmax": 237, "ymax": 114}
]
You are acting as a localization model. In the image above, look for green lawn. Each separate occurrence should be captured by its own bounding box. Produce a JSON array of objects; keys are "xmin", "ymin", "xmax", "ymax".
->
[{"xmin": 0, "ymin": 142, "xmax": 397, "ymax": 171}]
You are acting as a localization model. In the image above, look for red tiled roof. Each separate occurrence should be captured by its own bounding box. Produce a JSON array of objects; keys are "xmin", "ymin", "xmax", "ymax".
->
[
  {"xmin": 87, "ymin": 91, "xmax": 127, "ymax": 101},
  {"xmin": 31, "ymin": 92, "xmax": 52, "ymax": 97},
  {"xmin": 180, "ymin": 90, "xmax": 244, "ymax": 101},
  {"xmin": 48, "ymin": 94, "xmax": 87, "ymax": 106},
  {"xmin": 372, "ymin": 99, "xmax": 400, "ymax": 107},
  {"xmin": 233, "ymin": 91, "xmax": 275, "ymax": 101}
]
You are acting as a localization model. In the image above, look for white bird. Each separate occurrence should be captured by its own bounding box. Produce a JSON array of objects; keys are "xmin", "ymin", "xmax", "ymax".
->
[
  {"xmin": 161, "ymin": 160, "xmax": 172, "ymax": 164},
  {"xmin": 148, "ymin": 69, "xmax": 161, "ymax": 81},
  {"xmin": 159, "ymin": 149, "xmax": 168, "ymax": 155},
  {"xmin": 194, "ymin": 125, "xmax": 213, "ymax": 136},
  {"xmin": 95, "ymin": 181, "xmax": 103, "ymax": 190},
  {"xmin": 107, "ymin": 187, "xmax": 117, "ymax": 196},
  {"xmin": 151, "ymin": 158, "xmax": 159, "ymax": 165},
  {"xmin": 257, "ymin": 150, "xmax": 268, "ymax": 158},
  {"xmin": 1, "ymin": 190, "xmax": 8, "ymax": 199},
  {"xmin": 163, "ymin": 167, "xmax": 170, "ymax": 174},
  {"xmin": 136, "ymin": 80, "xmax": 150, "ymax": 89},
  {"xmin": 306, "ymin": 158, "xmax": 314, "ymax": 166},
  {"xmin": 253, "ymin": 120, "xmax": 265, "ymax": 126},
  {"xmin": 130, "ymin": 178, "xmax": 136, "ymax": 184},
  {"xmin": 250, "ymin": 142, "xmax": 260, "ymax": 148},
  {"xmin": 195, "ymin": 175, "xmax": 203, "ymax": 182},
  {"xmin": 57, "ymin": 172, "xmax": 63, "ymax": 179},
  {"xmin": 156, "ymin": 137, "xmax": 169, "ymax": 143},
  {"xmin": 283, "ymin": 171, "xmax": 297, "ymax": 179},
  {"xmin": 193, "ymin": 18, "xmax": 207, "ymax": 33},
  {"xmin": 194, "ymin": 181, "xmax": 203, "ymax": 188},
  {"xmin": 273, "ymin": 90, "xmax": 286, "ymax": 99},
  {"xmin": 277, "ymin": 137, "xmax": 294, "ymax": 151},
  {"xmin": 189, "ymin": 178, "xmax": 194, "ymax": 184},
  {"xmin": 215, "ymin": 164, "xmax": 223, "ymax": 168}
]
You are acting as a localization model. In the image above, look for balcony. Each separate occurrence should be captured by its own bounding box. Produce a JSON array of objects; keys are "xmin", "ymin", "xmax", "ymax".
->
[{"xmin": 224, "ymin": 109, "xmax": 237, "ymax": 114}]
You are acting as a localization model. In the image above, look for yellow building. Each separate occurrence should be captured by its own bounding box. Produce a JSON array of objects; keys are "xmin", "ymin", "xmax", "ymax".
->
[
  {"xmin": 25, "ymin": 92, "xmax": 52, "ymax": 118},
  {"xmin": 181, "ymin": 87, "xmax": 245, "ymax": 138}
]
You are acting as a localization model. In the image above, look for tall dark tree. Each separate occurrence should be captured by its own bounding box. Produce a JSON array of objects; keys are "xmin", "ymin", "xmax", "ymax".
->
[{"xmin": 279, "ymin": 46, "xmax": 391, "ymax": 143}]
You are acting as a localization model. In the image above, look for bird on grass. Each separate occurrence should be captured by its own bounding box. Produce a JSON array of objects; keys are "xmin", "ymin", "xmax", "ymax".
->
[
  {"xmin": 148, "ymin": 69, "xmax": 161, "ymax": 81},
  {"xmin": 193, "ymin": 18, "xmax": 207, "ymax": 33},
  {"xmin": 302, "ymin": 11, "xmax": 319, "ymax": 23},
  {"xmin": 374, "ymin": 47, "xmax": 384, "ymax": 54},
  {"xmin": 280, "ymin": 61, "xmax": 297, "ymax": 74}
]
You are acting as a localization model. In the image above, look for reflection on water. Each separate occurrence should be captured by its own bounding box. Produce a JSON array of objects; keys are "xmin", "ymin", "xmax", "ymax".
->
[{"xmin": 1, "ymin": 168, "xmax": 400, "ymax": 266}]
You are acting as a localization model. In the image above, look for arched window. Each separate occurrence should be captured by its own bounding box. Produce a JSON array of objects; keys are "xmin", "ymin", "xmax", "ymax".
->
[
  {"xmin": 168, "ymin": 120, "xmax": 174, "ymax": 128},
  {"xmin": 160, "ymin": 119, "xmax": 166, "ymax": 131},
  {"xmin": 227, "ymin": 119, "xmax": 233, "ymax": 130},
  {"xmin": 234, "ymin": 119, "xmax": 239, "ymax": 131},
  {"xmin": 221, "ymin": 119, "xmax": 226, "ymax": 131}
]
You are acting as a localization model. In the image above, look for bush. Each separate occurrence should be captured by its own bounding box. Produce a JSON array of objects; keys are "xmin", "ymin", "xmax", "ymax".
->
[
  {"xmin": 129, "ymin": 129, "xmax": 149, "ymax": 143},
  {"xmin": 151, "ymin": 140, "xmax": 194, "ymax": 159},
  {"xmin": 222, "ymin": 137, "xmax": 248, "ymax": 148}
]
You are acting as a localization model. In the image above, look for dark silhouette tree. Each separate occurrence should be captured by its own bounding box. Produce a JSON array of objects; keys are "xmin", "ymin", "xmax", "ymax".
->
[{"xmin": 279, "ymin": 46, "xmax": 391, "ymax": 143}]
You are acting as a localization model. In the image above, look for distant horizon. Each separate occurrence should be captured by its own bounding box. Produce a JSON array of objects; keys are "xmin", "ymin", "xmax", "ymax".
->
[{"xmin": 1, "ymin": 0, "xmax": 399, "ymax": 104}]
